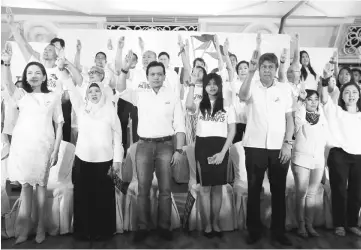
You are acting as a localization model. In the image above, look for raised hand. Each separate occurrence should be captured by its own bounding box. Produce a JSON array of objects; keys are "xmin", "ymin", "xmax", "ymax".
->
[
  {"xmin": 5, "ymin": 7, "xmax": 14, "ymax": 26},
  {"xmin": 118, "ymin": 36, "xmax": 125, "ymax": 49},
  {"xmin": 299, "ymin": 88, "xmax": 307, "ymax": 100},
  {"xmin": 138, "ymin": 37, "xmax": 145, "ymax": 51},
  {"xmin": 57, "ymin": 57, "xmax": 67, "ymax": 69},
  {"xmin": 76, "ymin": 39, "xmax": 82, "ymax": 52},
  {"xmin": 214, "ymin": 34, "xmax": 220, "ymax": 48},
  {"xmin": 330, "ymin": 50, "xmax": 338, "ymax": 64},
  {"xmin": 123, "ymin": 50, "xmax": 134, "ymax": 71},
  {"xmin": 107, "ymin": 38, "xmax": 113, "ymax": 50},
  {"xmin": 280, "ymin": 48, "xmax": 288, "ymax": 63},
  {"xmin": 249, "ymin": 49, "xmax": 259, "ymax": 73},
  {"xmin": 322, "ymin": 62, "xmax": 334, "ymax": 79},
  {"xmin": 1, "ymin": 42, "xmax": 13, "ymax": 63},
  {"xmin": 178, "ymin": 34, "xmax": 185, "ymax": 49},
  {"xmin": 223, "ymin": 38, "xmax": 230, "ymax": 54},
  {"xmin": 256, "ymin": 33, "xmax": 262, "ymax": 50},
  {"xmin": 185, "ymin": 39, "xmax": 190, "ymax": 54}
]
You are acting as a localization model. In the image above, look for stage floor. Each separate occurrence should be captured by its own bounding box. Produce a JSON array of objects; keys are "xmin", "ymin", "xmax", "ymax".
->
[{"xmin": 2, "ymin": 227, "xmax": 361, "ymax": 249}]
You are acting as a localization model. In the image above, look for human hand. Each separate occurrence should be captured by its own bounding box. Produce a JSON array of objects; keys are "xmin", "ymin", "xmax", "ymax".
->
[
  {"xmin": 171, "ymin": 151, "xmax": 182, "ymax": 166},
  {"xmin": 76, "ymin": 39, "xmax": 82, "ymax": 52},
  {"xmin": 123, "ymin": 50, "xmax": 134, "ymax": 71},
  {"xmin": 5, "ymin": 7, "xmax": 14, "ymax": 26},
  {"xmin": 279, "ymin": 143, "xmax": 292, "ymax": 164},
  {"xmin": 1, "ymin": 42, "xmax": 12, "ymax": 63},
  {"xmin": 118, "ymin": 36, "xmax": 125, "ymax": 49},
  {"xmin": 223, "ymin": 38, "xmax": 230, "ymax": 54},
  {"xmin": 210, "ymin": 152, "xmax": 226, "ymax": 165}
]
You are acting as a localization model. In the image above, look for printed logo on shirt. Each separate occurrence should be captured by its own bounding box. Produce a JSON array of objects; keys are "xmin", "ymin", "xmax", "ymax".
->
[
  {"xmin": 194, "ymin": 94, "xmax": 202, "ymax": 101},
  {"xmin": 48, "ymin": 74, "xmax": 58, "ymax": 89},
  {"xmin": 165, "ymin": 101, "xmax": 170, "ymax": 104},
  {"xmin": 138, "ymin": 82, "xmax": 151, "ymax": 89},
  {"xmin": 199, "ymin": 110, "xmax": 226, "ymax": 123}
]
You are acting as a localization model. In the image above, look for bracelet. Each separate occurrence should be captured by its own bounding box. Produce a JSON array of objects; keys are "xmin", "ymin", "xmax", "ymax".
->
[
  {"xmin": 329, "ymin": 60, "xmax": 336, "ymax": 65},
  {"xmin": 59, "ymin": 67, "xmax": 65, "ymax": 71},
  {"xmin": 3, "ymin": 63, "xmax": 10, "ymax": 67},
  {"xmin": 321, "ymin": 76, "xmax": 331, "ymax": 87},
  {"xmin": 121, "ymin": 68, "xmax": 129, "ymax": 74},
  {"xmin": 188, "ymin": 83, "xmax": 195, "ymax": 87},
  {"xmin": 280, "ymin": 60, "xmax": 285, "ymax": 64}
]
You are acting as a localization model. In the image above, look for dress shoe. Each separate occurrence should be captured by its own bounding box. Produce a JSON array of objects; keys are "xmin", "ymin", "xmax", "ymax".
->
[
  {"xmin": 158, "ymin": 228, "xmax": 173, "ymax": 241},
  {"xmin": 272, "ymin": 234, "xmax": 292, "ymax": 246},
  {"xmin": 133, "ymin": 230, "xmax": 149, "ymax": 242},
  {"xmin": 246, "ymin": 233, "xmax": 262, "ymax": 245}
]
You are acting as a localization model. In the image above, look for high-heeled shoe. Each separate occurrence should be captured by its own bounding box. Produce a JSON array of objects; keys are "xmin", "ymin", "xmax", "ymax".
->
[
  {"xmin": 35, "ymin": 230, "xmax": 46, "ymax": 244},
  {"xmin": 306, "ymin": 225, "xmax": 320, "ymax": 237}
]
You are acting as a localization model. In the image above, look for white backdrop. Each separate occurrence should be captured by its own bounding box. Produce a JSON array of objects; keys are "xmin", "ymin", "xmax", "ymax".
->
[
  {"xmin": 9, "ymin": 30, "xmax": 291, "ymax": 81},
  {"xmin": 299, "ymin": 47, "xmax": 337, "ymax": 77}
]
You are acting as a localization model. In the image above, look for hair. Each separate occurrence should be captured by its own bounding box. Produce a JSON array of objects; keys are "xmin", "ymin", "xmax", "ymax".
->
[
  {"xmin": 352, "ymin": 68, "xmax": 361, "ymax": 76},
  {"xmin": 158, "ymin": 51, "xmax": 170, "ymax": 59},
  {"xmin": 229, "ymin": 53, "xmax": 238, "ymax": 62},
  {"xmin": 336, "ymin": 67, "xmax": 355, "ymax": 89},
  {"xmin": 258, "ymin": 53, "xmax": 279, "ymax": 70},
  {"xmin": 89, "ymin": 82, "xmax": 100, "ymax": 89},
  {"xmin": 95, "ymin": 51, "xmax": 107, "ymax": 60},
  {"xmin": 132, "ymin": 53, "xmax": 138, "ymax": 61},
  {"xmin": 146, "ymin": 61, "xmax": 166, "ymax": 76},
  {"xmin": 144, "ymin": 50, "xmax": 157, "ymax": 59},
  {"xmin": 236, "ymin": 60, "xmax": 249, "ymax": 74},
  {"xmin": 306, "ymin": 89, "xmax": 320, "ymax": 99},
  {"xmin": 50, "ymin": 38, "xmax": 65, "ymax": 48},
  {"xmin": 21, "ymin": 62, "xmax": 51, "ymax": 93},
  {"xmin": 193, "ymin": 57, "xmax": 206, "ymax": 68},
  {"xmin": 210, "ymin": 68, "xmax": 219, "ymax": 74},
  {"xmin": 338, "ymin": 82, "xmax": 361, "ymax": 112},
  {"xmin": 300, "ymin": 50, "xmax": 317, "ymax": 81},
  {"xmin": 199, "ymin": 73, "xmax": 225, "ymax": 118},
  {"xmin": 193, "ymin": 66, "xmax": 207, "ymax": 82}
]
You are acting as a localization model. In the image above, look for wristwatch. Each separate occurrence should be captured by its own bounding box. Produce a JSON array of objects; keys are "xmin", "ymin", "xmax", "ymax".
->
[
  {"xmin": 175, "ymin": 149, "xmax": 185, "ymax": 155},
  {"xmin": 284, "ymin": 140, "xmax": 294, "ymax": 147}
]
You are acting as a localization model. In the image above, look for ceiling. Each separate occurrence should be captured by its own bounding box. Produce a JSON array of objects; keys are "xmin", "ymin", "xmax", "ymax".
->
[{"xmin": 2, "ymin": 0, "xmax": 361, "ymax": 18}]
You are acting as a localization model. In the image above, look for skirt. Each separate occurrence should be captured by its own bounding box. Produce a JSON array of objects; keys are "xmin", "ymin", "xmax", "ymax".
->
[
  {"xmin": 72, "ymin": 156, "xmax": 116, "ymax": 240},
  {"xmin": 195, "ymin": 136, "xmax": 229, "ymax": 186}
]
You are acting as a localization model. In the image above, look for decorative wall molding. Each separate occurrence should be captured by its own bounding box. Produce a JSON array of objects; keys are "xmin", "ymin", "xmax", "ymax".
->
[
  {"xmin": 343, "ymin": 25, "xmax": 361, "ymax": 56},
  {"xmin": 106, "ymin": 24, "xmax": 198, "ymax": 31}
]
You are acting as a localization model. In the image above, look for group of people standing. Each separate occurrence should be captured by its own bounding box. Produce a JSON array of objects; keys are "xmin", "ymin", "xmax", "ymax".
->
[{"xmin": 1, "ymin": 7, "xmax": 361, "ymax": 247}]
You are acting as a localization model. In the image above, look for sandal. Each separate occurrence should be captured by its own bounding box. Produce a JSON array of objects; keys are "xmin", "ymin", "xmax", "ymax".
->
[
  {"xmin": 334, "ymin": 227, "xmax": 346, "ymax": 237},
  {"xmin": 348, "ymin": 227, "xmax": 361, "ymax": 237},
  {"xmin": 297, "ymin": 226, "xmax": 308, "ymax": 238}
]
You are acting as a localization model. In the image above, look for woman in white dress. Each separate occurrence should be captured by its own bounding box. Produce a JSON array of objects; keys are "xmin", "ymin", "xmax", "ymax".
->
[
  {"xmin": 1, "ymin": 45, "xmax": 64, "ymax": 244},
  {"xmin": 300, "ymin": 51, "xmax": 318, "ymax": 90}
]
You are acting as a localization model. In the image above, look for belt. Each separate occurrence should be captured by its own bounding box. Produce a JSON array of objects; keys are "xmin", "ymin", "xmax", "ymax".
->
[{"xmin": 139, "ymin": 136, "xmax": 173, "ymax": 143}]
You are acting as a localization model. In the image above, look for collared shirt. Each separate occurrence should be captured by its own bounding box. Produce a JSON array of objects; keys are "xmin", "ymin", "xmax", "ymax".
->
[
  {"xmin": 242, "ymin": 79, "xmax": 293, "ymax": 150},
  {"xmin": 118, "ymin": 85, "xmax": 185, "ymax": 138}
]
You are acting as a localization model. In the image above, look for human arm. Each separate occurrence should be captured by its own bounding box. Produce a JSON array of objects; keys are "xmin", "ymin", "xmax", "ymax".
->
[
  {"xmin": 278, "ymin": 48, "xmax": 288, "ymax": 83},
  {"xmin": 294, "ymin": 89, "xmax": 307, "ymax": 133},
  {"xmin": 139, "ymin": 37, "xmax": 145, "ymax": 57},
  {"xmin": 185, "ymin": 71, "xmax": 200, "ymax": 113},
  {"xmin": 50, "ymin": 98, "xmax": 64, "ymax": 166},
  {"xmin": 330, "ymin": 50, "xmax": 338, "ymax": 78},
  {"xmin": 115, "ymin": 36, "xmax": 125, "ymax": 75},
  {"xmin": 223, "ymin": 38, "xmax": 235, "ymax": 83},
  {"xmin": 171, "ymin": 98, "xmax": 186, "ymax": 166},
  {"xmin": 1, "ymin": 43, "xmax": 16, "ymax": 96},
  {"xmin": 73, "ymin": 39, "xmax": 82, "ymax": 72},
  {"xmin": 239, "ymin": 34, "xmax": 261, "ymax": 101},
  {"xmin": 116, "ymin": 50, "xmax": 133, "ymax": 93},
  {"xmin": 112, "ymin": 113, "xmax": 124, "ymax": 169},
  {"xmin": 214, "ymin": 35, "xmax": 224, "ymax": 72},
  {"xmin": 64, "ymin": 58, "xmax": 83, "ymax": 86},
  {"xmin": 5, "ymin": 7, "xmax": 40, "ymax": 62}
]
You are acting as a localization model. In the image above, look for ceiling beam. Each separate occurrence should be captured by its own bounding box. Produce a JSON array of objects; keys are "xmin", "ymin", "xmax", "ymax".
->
[{"xmin": 279, "ymin": 0, "xmax": 307, "ymax": 34}]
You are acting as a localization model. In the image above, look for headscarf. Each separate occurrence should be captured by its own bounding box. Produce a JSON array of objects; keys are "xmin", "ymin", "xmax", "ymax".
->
[{"xmin": 84, "ymin": 83, "xmax": 107, "ymax": 116}]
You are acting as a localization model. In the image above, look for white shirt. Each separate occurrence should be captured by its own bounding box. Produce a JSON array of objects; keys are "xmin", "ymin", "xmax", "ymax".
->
[
  {"xmin": 323, "ymin": 99, "xmax": 361, "ymax": 155},
  {"xmin": 166, "ymin": 68, "xmax": 181, "ymax": 97},
  {"xmin": 1, "ymin": 87, "xmax": 19, "ymax": 135},
  {"xmin": 195, "ymin": 100, "xmax": 236, "ymax": 138},
  {"xmin": 64, "ymin": 79, "xmax": 123, "ymax": 163},
  {"xmin": 228, "ymin": 79, "xmax": 248, "ymax": 124},
  {"xmin": 302, "ymin": 68, "xmax": 318, "ymax": 91},
  {"xmin": 292, "ymin": 104, "xmax": 328, "ymax": 168},
  {"xmin": 118, "ymin": 85, "xmax": 185, "ymax": 138},
  {"xmin": 242, "ymin": 79, "xmax": 293, "ymax": 150}
]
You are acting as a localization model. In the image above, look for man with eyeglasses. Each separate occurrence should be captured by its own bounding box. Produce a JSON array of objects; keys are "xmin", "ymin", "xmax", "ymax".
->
[{"xmin": 238, "ymin": 36, "xmax": 294, "ymax": 246}]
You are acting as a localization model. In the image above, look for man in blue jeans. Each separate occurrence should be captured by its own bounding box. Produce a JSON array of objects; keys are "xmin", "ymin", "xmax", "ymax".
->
[{"xmin": 117, "ymin": 54, "xmax": 185, "ymax": 241}]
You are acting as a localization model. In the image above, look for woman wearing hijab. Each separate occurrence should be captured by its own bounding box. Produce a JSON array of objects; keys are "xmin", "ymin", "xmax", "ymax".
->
[{"xmin": 60, "ymin": 61, "xmax": 124, "ymax": 240}]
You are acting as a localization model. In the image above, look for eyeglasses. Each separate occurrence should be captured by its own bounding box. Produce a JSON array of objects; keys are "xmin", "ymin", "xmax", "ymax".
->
[{"xmin": 88, "ymin": 70, "xmax": 103, "ymax": 75}]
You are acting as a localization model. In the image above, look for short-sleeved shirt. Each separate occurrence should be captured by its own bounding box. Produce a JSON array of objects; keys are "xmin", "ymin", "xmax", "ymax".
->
[
  {"xmin": 195, "ymin": 100, "xmax": 237, "ymax": 138},
  {"xmin": 242, "ymin": 79, "xmax": 293, "ymax": 150}
]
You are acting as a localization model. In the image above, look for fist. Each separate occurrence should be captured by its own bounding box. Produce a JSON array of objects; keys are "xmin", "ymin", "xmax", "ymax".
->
[
  {"xmin": 1, "ymin": 42, "xmax": 12, "ymax": 63},
  {"xmin": 76, "ymin": 39, "xmax": 82, "ymax": 52},
  {"xmin": 118, "ymin": 36, "xmax": 125, "ymax": 49}
]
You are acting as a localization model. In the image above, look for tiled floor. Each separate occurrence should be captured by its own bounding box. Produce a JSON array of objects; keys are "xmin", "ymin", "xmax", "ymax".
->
[{"xmin": 2, "ymin": 228, "xmax": 361, "ymax": 249}]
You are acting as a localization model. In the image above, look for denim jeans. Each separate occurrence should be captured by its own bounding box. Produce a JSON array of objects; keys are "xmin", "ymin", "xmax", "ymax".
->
[{"xmin": 135, "ymin": 139, "xmax": 173, "ymax": 230}]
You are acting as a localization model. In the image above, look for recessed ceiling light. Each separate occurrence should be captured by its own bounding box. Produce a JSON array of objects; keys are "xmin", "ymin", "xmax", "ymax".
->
[{"xmin": 279, "ymin": 1, "xmax": 284, "ymax": 3}]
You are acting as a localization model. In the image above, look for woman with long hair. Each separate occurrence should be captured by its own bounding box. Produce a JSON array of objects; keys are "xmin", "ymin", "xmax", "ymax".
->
[
  {"xmin": 59, "ymin": 59, "xmax": 123, "ymax": 240},
  {"xmin": 2, "ymin": 45, "xmax": 63, "ymax": 244},
  {"xmin": 292, "ymin": 89, "xmax": 328, "ymax": 237},
  {"xmin": 300, "ymin": 50, "xmax": 318, "ymax": 90},
  {"xmin": 321, "ymin": 63, "xmax": 361, "ymax": 237},
  {"xmin": 186, "ymin": 73, "xmax": 236, "ymax": 237}
]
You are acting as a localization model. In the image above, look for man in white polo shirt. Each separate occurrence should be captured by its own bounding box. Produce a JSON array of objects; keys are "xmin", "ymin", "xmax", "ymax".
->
[
  {"xmin": 239, "ymin": 49, "xmax": 294, "ymax": 246},
  {"xmin": 117, "ymin": 56, "xmax": 185, "ymax": 242}
]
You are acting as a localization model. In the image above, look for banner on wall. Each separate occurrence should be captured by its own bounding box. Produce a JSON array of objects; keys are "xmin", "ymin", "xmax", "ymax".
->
[{"xmin": 9, "ymin": 29, "xmax": 291, "ymax": 81}]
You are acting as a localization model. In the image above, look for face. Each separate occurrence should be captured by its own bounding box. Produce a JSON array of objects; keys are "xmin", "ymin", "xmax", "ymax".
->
[
  {"xmin": 259, "ymin": 60, "xmax": 277, "ymax": 84},
  {"xmin": 147, "ymin": 66, "xmax": 165, "ymax": 88},
  {"xmin": 353, "ymin": 71, "xmax": 361, "ymax": 83},
  {"xmin": 237, "ymin": 63, "xmax": 249, "ymax": 78},
  {"xmin": 205, "ymin": 78, "xmax": 219, "ymax": 96},
  {"xmin": 94, "ymin": 53, "xmax": 107, "ymax": 68},
  {"xmin": 305, "ymin": 93, "xmax": 319, "ymax": 112},
  {"xmin": 192, "ymin": 67, "xmax": 204, "ymax": 83},
  {"xmin": 142, "ymin": 51, "xmax": 156, "ymax": 68},
  {"xmin": 195, "ymin": 60, "xmax": 205, "ymax": 68},
  {"xmin": 52, "ymin": 41, "xmax": 63, "ymax": 55},
  {"xmin": 42, "ymin": 45, "xmax": 57, "ymax": 60},
  {"xmin": 338, "ymin": 69, "xmax": 351, "ymax": 86},
  {"xmin": 26, "ymin": 65, "xmax": 46, "ymax": 88},
  {"xmin": 87, "ymin": 86, "xmax": 102, "ymax": 104},
  {"xmin": 158, "ymin": 55, "xmax": 170, "ymax": 68},
  {"xmin": 230, "ymin": 56, "xmax": 237, "ymax": 68},
  {"xmin": 88, "ymin": 68, "xmax": 103, "ymax": 82},
  {"xmin": 301, "ymin": 52, "xmax": 310, "ymax": 66},
  {"xmin": 342, "ymin": 85, "xmax": 359, "ymax": 107}
]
